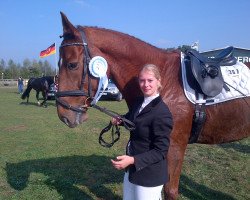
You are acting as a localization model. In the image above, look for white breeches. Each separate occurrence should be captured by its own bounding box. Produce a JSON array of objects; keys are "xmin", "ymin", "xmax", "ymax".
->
[{"xmin": 123, "ymin": 172, "xmax": 163, "ymax": 200}]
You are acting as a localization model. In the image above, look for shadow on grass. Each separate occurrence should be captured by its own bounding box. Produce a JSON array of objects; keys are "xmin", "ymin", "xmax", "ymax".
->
[
  {"xmin": 218, "ymin": 143, "xmax": 250, "ymax": 154},
  {"xmin": 6, "ymin": 155, "xmax": 239, "ymax": 200},
  {"xmin": 179, "ymin": 174, "xmax": 236, "ymax": 200},
  {"xmin": 19, "ymin": 101, "xmax": 56, "ymax": 107},
  {"xmin": 5, "ymin": 155, "xmax": 122, "ymax": 200}
]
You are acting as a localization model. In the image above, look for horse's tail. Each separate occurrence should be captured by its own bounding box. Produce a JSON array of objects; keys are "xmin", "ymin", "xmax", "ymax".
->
[{"xmin": 21, "ymin": 78, "xmax": 33, "ymax": 99}]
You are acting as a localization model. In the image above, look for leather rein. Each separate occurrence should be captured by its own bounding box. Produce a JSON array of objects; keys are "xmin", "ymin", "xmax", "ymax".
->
[{"xmin": 56, "ymin": 27, "xmax": 135, "ymax": 147}]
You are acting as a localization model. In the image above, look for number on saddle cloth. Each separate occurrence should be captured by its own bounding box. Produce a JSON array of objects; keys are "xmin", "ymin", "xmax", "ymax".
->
[{"xmin": 185, "ymin": 46, "xmax": 237, "ymax": 97}]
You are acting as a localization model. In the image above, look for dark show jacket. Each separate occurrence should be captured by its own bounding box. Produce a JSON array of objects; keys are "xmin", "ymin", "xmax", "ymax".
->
[{"xmin": 124, "ymin": 96, "xmax": 173, "ymax": 187}]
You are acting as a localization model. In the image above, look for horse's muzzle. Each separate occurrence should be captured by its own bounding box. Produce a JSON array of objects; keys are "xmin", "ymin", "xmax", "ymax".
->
[{"xmin": 57, "ymin": 106, "xmax": 88, "ymax": 128}]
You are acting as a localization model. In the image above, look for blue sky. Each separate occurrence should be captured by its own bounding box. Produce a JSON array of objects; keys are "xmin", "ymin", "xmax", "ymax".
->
[{"xmin": 0, "ymin": 0, "xmax": 249, "ymax": 68}]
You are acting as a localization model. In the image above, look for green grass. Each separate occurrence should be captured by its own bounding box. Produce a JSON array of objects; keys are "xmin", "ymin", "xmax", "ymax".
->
[{"xmin": 0, "ymin": 88, "xmax": 249, "ymax": 200}]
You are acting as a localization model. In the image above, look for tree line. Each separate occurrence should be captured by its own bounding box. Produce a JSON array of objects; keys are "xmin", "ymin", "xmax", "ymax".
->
[{"xmin": 0, "ymin": 58, "xmax": 57, "ymax": 79}]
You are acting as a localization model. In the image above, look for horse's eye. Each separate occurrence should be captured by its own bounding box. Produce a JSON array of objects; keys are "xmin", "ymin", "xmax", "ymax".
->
[{"xmin": 67, "ymin": 62, "xmax": 79, "ymax": 70}]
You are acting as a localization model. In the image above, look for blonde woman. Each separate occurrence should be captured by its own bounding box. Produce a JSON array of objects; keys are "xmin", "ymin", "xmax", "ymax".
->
[{"xmin": 111, "ymin": 64, "xmax": 173, "ymax": 200}]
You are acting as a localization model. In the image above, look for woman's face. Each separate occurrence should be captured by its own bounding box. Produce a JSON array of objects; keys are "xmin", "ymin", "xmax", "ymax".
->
[{"xmin": 138, "ymin": 70, "xmax": 160, "ymax": 97}]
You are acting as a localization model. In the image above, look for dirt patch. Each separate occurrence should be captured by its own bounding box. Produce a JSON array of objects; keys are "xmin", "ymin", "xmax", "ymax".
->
[{"xmin": 4, "ymin": 125, "xmax": 27, "ymax": 132}]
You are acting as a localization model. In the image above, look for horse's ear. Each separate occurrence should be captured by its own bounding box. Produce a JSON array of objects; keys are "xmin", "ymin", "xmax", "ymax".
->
[{"xmin": 60, "ymin": 12, "xmax": 79, "ymax": 38}]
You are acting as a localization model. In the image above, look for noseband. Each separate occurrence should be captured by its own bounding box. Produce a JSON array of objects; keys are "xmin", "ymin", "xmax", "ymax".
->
[{"xmin": 55, "ymin": 28, "xmax": 93, "ymax": 113}]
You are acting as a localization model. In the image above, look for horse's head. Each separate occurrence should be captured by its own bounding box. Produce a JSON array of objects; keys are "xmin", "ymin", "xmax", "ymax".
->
[
  {"xmin": 56, "ymin": 12, "xmax": 103, "ymax": 128},
  {"xmin": 56, "ymin": 12, "xmax": 158, "ymax": 128}
]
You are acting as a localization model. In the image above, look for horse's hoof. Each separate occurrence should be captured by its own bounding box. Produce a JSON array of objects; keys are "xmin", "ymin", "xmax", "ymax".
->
[{"xmin": 37, "ymin": 102, "xmax": 41, "ymax": 106}]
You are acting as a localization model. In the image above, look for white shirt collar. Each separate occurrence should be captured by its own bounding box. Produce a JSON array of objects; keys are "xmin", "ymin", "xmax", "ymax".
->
[
  {"xmin": 139, "ymin": 93, "xmax": 159, "ymax": 113},
  {"xmin": 143, "ymin": 93, "xmax": 160, "ymax": 105}
]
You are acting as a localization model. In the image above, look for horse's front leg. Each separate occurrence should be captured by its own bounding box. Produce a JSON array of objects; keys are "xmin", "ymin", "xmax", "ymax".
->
[
  {"xmin": 164, "ymin": 141, "xmax": 188, "ymax": 200},
  {"xmin": 40, "ymin": 91, "xmax": 47, "ymax": 107},
  {"xmin": 26, "ymin": 94, "xmax": 29, "ymax": 103}
]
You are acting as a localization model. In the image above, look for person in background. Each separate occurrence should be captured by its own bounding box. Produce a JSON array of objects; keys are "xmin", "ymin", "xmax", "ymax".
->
[
  {"xmin": 18, "ymin": 76, "xmax": 24, "ymax": 94},
  {"xmin": 111, "ymin": 64, "xmax": 173, "ymax": 200}
]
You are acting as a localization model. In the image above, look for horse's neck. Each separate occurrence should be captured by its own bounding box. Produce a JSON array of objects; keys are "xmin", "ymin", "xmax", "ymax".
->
[
  {"xmin": 89, "ymin": 27, "xmax": 169, "ymax": 79},
  {"xmin": 87, "ymin": 27, "xmax": 180, "ymax": 107}
]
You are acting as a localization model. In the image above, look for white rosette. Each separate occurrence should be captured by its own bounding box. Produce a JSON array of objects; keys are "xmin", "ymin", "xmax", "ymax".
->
[{"xmin": 89, "ymin": 56, "xmax": 109, "ymax": 105}]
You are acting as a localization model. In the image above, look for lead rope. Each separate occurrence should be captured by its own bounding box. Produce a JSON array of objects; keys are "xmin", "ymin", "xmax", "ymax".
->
[{"xmin": 92, "ymin": 104, "xmax": 136, "ymax": 148}]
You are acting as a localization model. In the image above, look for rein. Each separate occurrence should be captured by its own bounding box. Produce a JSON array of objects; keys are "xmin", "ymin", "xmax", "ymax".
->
[
  {"xmin": 56, "ymin": 27, "xmax": 135, "ymax": 147},
  {"xmin": 92, "ymin": 104, "xmax": 136, "ymax": 131},
  {"xmin": 93, "ymin": 104, "xmax": 135, "ymax": 148}
]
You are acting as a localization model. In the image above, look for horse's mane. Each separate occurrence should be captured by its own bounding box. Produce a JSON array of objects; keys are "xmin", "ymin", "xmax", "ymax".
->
[
  {"xmin": 245, "ymin": 62, "xmax": 250, "ymax": 68},
  {"xmin": 78, "ymin": 25, "xmax": 179, "ymax": 54}
]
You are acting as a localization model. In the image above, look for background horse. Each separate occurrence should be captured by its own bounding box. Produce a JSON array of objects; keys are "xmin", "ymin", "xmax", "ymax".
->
[
  {"xmin": 21, "ymin": 76, "xmax": 54, "ymax": 107},
  {"xmin": 56, "ymin": 12, "xmax": 250, "ymax": 199}
]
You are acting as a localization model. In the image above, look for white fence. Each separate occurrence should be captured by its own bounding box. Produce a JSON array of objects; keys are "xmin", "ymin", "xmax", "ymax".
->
[{"xmin": 0, "ymin": 79, "xmax": 28, "ymax": 87}]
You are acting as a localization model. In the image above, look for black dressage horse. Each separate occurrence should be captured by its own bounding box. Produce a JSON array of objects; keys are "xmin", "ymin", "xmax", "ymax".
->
[{"xmin": 21, "ymin": 76, "xmax": 54, "ymax": 107}]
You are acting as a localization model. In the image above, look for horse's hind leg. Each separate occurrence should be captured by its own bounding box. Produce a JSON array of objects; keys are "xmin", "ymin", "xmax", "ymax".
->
[
  {"xmin": 44, "ymin": 92, "xmax": 48, "ymax": 107},
  {"xmin": 36, "ymin": 91, "xmax": 41, "ymax": 106},
  {"xmin": 164, "ymin": 142, "xmax": 188, "ymax": 200}
]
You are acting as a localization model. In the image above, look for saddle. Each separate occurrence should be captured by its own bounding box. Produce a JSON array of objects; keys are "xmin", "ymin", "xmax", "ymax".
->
[{"xmin": 185, "ymin": 46, "xmax": 237, "ymax": 97}]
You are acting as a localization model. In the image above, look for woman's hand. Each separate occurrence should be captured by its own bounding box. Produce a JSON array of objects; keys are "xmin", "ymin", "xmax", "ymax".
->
[
  {"xmin": 111, "ymin": 117, "xmax": 122, "ymax": 125},
  {"xmin": 111, "ymin": 155, "xmax": 134, "ymax": 170}
]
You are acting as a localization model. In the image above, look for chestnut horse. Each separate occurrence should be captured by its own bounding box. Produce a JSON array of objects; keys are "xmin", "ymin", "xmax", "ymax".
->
[{"xmin": 56, "ymin": 12, "xmax": 250, "ymax": 199}]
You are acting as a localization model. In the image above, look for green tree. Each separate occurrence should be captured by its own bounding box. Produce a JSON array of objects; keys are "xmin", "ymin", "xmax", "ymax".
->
[
  {"xmin": 0, "ymin": 59, "xmax": 6, "ymax": 69},
  {"xmin": 22, "ymin": 58, "xmax": 33, "ymax": 78},
  {"xmin": 177, "ymin": 45, "xmax": 192, "ymax": 52},
  {"xmin": 7, "ymin": 59, "xmax": 19, "ymax": 79},
  {"xmin": 28, "ymin": 67, "xmax": 40, "ymax": 77},
  {"xmin": 43, "ymin": 60, "xmax": 54, "ymax": 76},
  {"xmin": 20, "ymin": 66, "xmax": 30, "ymax": 79},
  {"xmin": 0, "ymin": 59, "xmax": 5, "ymax": 79},
  {"xmin": 23, "ymin": 58, "xmax": 31, "ymax": 68},
  {"xmin": 31, "ymin": 59, "xmax": 41, "ymax": 77},
  {"xmin": 0, "ymin": 58, "xmax": 56, "ymax": 79},
  {"xmin": 3, "ymin": 68, "xmax": 11, "ymax": 79},
  {"xmin": 38, "ymin": 60, "xmax": 44, "ymax": 75}
]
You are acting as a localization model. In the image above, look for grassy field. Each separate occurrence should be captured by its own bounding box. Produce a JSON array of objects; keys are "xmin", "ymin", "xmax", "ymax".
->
[{"xmin": 0, "ymin": 87, "xmax": 249, "ymax": 200}]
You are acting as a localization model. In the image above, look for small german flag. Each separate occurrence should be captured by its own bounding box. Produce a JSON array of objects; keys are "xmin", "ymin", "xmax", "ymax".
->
[{"xmin": 40, "ymin": 43, "xmax": 56, "ymax": 58}]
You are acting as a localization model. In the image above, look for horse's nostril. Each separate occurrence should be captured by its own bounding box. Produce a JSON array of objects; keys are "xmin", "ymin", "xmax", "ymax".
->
[
  {"xmin": 61, "ymin": 117, "xmax": 78, "ymax": 128},
  {"xmin": 62, "ymin": 117, "xmax": 70, "ymax": 126}
]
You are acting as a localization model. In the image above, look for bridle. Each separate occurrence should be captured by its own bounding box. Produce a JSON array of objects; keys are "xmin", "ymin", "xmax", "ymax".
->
[
  {"xmin": 55, "ymin": 28, "xmax": 93, "ymax": 113},
  {"xmin": 55, "ymin": 27, "xmax": 135, "ymax": 147}
]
